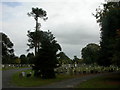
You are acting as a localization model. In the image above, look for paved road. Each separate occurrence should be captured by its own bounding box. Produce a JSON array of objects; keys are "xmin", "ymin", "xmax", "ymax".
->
[
  {"xmin": 2, "ymin": 68, "xmax": 119, "ymax": 88},
  {"xmin": 2, "ymin": 68, "xmax": 31, "ymax": 88},
  {"xmin": 39, "ymin": 72, "xmax": 117, "ymax": 88}
]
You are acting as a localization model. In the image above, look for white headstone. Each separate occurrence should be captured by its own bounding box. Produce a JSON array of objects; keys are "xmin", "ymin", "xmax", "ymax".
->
[
  {"xmin": 22, "ymin": 72, "xmax": 25, "ymax": 77},
  {"xmin": 2, "ymin": 65, "xmax": 4, "ymax": 68},
  {"xmin": 75, "ymin": 64, "xmax": 77, "ymax": 67},
  {"xmin": 29, "ymin": 72, "xmax": 32, "ymax": 74}
]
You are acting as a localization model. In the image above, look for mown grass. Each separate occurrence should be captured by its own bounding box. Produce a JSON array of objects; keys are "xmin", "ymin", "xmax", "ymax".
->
[
  {"xmin": 75, "ymin": 72, "xmax": 120, "ymax": 88},
  {"xmin": 11, "ymin": 69, "xmax": 84, "ymax": 87}
]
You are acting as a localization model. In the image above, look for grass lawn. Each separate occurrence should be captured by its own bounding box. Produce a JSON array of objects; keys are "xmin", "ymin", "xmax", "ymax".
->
[
  {"xmin": 75, "ymin": 72, "xmax": 120, "ymax": 88},
  {"xmin": 11, "ymin": 69, "xmax": 89, "ymax": 87}
]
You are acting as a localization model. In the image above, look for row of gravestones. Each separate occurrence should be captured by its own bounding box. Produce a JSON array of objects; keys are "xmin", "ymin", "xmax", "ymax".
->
[
  {"xmin": 2, "ymin": 64, "xmax": 32, "ymax": 68},
  {"xmin": 19, "ymin": 67, "xmax": 118, "ymax": 78},
  {"xmin": 55, "ymin": 66, "xmax": 120, "ymax": 75}
]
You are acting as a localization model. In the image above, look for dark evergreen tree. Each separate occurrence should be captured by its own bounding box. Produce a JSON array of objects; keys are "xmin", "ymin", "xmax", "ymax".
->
[
  {"xmin": 1, "ymin": 32, "xmax": 15, "ymax": 64},
  {"xmin": 27, "ymin": 7, "xmax": 48, "ymax": 55},
  {"xmin": 27, "ymin": 30, "xmax": 43, "ymax": 52},
  {"xmin": 112, "ymin": 29, "xmax": 120, "ymax": 66},
  {"xmin": 32, "ymin": 30, "xmax": 61, "ymax": 79},
  {"xmin": 58, "ymin": 52, "xmax": 72, "ymax": 64},
  {"xmin": 94, "ymin": 2, "xmax": 120, "ymax": 66}
]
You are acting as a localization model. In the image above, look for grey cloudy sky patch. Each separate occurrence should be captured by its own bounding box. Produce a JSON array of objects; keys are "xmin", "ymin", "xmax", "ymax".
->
[
  {"xmin": 2, "ymin": 2, "xmax": 22, "ymax": 7},
  {"xmin": 1, "ymin": 0, "xmax": 105, "ymax": 59}
]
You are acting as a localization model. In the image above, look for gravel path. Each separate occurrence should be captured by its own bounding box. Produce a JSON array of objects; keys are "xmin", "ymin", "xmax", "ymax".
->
[
  {"xmin": 2, "ymin": 68, "xmax": 31, "ymax": 88},
  {"xmin": 2, "ymin": 68, "xmax": 119, "ymax": 88}
]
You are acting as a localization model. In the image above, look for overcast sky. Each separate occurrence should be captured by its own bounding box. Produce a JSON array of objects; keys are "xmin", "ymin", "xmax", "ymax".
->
[{"xmin": 1, "ymin": 0, "xmax": 105, "ymax": 59}]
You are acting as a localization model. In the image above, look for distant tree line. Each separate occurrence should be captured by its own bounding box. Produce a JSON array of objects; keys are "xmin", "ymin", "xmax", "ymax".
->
[
  {"xmin": 1, "ymin": 32, "xmax": 81, "ymax": 65},
  {"xmin": 1, "ymin": 32, "xmax": 34, "ymax": 64}
]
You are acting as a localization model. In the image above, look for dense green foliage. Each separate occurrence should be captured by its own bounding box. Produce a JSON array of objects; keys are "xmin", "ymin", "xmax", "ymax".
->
[
  {"xmin": 58, "ymin": 52, "xmax": 72, "ymax": 64},
  {"xmin": 73, "ymin": 56, "xmax": 82, "ymax": 64},
  {"xmin": 81, "ymin": 43, "xmax": 100, "ymax": 64},
  {"xmin": 20, "ymin": 54, "xmax": 28, "ymax": 64},
  {"xmin": 94, "ymin": 2, "xmax": 120, "ymax": 66},
  {"xmin": 27, "ymin": 53, "xmax": 34, "ymax": 64},
  {"xmin": 1, "ymin": 32, "xmax": 15, "ymax": 64},
  {"xmin": 19, "ymin": 53, "xmax": 34, "ymax": 64},
  {"xmin": 27, "ymin": 7, "xmax": 62, "ymax": 79},
  {"xmin": 32, "ymin": 30, "xmax": 61, "ymax": 79},
  {"xmin": 27, "ymin": 30, "xmax": 43, "ymax": 52}
]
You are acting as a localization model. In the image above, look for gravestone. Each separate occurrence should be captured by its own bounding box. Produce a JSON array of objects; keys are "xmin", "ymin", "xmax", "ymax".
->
[
  {"xmin": 19, "ymin": 72, "xmax": 26, "ymax": 77},
  {"xmin": 2, "ymin": 65, "xmax": 4, "ymax": 68},
  {"xmin": 22, "ymin": 72, "xmax": 26, "ymax": 77}
]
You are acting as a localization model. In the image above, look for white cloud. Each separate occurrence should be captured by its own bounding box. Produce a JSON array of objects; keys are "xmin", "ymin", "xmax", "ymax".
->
[{"xmin": 2, "ymin": 0, "xmax": 105, "ymax": 58}]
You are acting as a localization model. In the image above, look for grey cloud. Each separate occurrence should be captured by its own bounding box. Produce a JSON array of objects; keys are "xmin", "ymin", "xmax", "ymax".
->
[
  {"xmin": 50, "ymin": 21, "xmax": 100, "ymax": 58},
  {"xmin": 53, "ymin": 20, "xmax": 100, "ymax": 44},
  {"xmin": 2, "ymin": 1, "xmax": 103, "ymax": 58}
]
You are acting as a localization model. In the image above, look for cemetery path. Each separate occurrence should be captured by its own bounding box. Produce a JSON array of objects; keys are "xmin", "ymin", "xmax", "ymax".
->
[
  {"xmin": 2, "ymin": 68, "xmax": 31, "ymax": 88},
  {"xmin": 36, "ymin": 72, "xmax": 119, "ymax": 88}
]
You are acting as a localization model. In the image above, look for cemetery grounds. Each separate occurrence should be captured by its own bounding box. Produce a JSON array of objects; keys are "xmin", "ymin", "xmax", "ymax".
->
[{"xmin": 2, "ymin": 64, "xmax": 120, "ymax": 88}]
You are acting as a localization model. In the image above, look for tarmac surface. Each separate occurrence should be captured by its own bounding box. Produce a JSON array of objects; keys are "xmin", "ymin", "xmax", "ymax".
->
[{"xmin": 2, "ymin": 68, "xmax": 31, "ymax": 88}]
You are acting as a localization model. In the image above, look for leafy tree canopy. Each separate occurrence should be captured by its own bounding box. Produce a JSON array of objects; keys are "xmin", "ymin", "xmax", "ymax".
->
[
  {"xmin": 27, "ymin": 30, "xmax": 43, "ymax": 52},
  {"xmin": 27, "ymin": 52, "xmax": 35, "ymax": 64},
  {"xmin": 20, "ymin": 54, "xmax": 28, "ymax": 64},
  {"xmin": 32, "ymin": 30, "xmax": 61, "ymax": 79},
  {"xmin": 58, "ymin": 52, "xmax": 72, "ymax": 64},
  {"xmin": 73, "ymin": 56, "xmax": 81, "ymax": 64},
  {"xmin": 27, "ymin": 7, "xmax": 48, "ymax": 21},
  {"xmin": 81, "ymin": 43, "xmax": 100, "ymax": 64},
  {"xmin": 94, "ymin": 2, "xmax": 120, "ymax": 66},
  {"xmin": 1, "ymin": 32, "xmax": 15, "ymax": 64}
]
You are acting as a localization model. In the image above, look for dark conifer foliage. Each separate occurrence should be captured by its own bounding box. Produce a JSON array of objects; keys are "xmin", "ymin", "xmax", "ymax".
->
[
  {"xmin": 94, "ymin": 2, "xmax": 120, "ymax": 66},
  {"xmin": 57, "ymin": 52, "xmax": 72, "ymax": 64},
  {"xmin": 1, "ymin": 32, "xmax": 15, "ymax": 64},
  {"xmin": 27, "ymin": 7, "xmax": 48, "ymax": 55},
  {"xmin": 32, "ymin": 30, "xmax": 61, "ymax": 79}
]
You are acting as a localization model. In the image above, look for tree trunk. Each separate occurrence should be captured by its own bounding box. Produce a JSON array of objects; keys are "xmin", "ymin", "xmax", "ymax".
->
[{"xmin": 35, "ymin": 18, "xmax": 38, "ymax": 55}]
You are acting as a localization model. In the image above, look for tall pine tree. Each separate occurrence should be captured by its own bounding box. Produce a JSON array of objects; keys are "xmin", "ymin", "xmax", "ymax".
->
[{"xmin": 94, "ymin": 2, "xmax": 120, "ymax": 66}]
